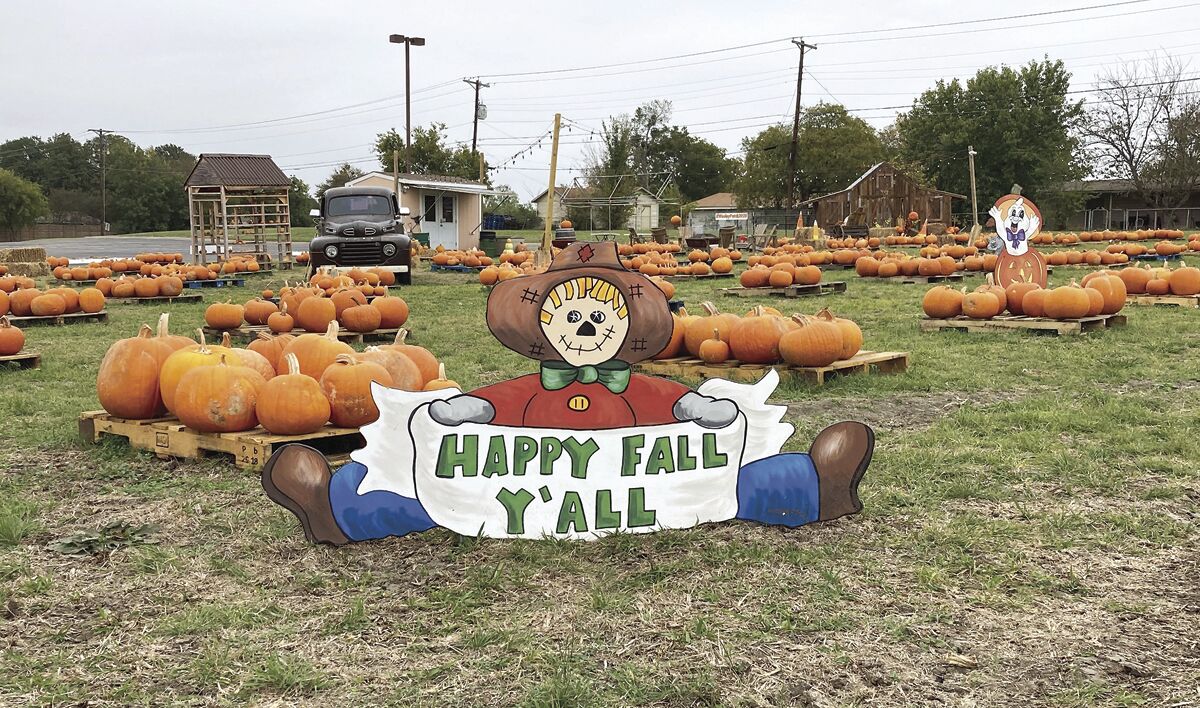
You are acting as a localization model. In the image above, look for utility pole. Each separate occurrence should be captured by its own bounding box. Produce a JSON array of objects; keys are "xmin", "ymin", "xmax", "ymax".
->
[
  {"xmin": 542, "ymin": 113, "xmax": 562, "ymax": 255},
  {"xmin": 786, "ymin": 38, "xmax": 816, "ymax": 210},
  {"xmin": 967, "ymin": 145, "xmax": 980, "ymax": 239},
  {"xmin": 393, "ymin": 149, "xmax": 400, "ymax": 195},
  {"xmin": 463, "ymin": 78, "xmax": 490, "ymax": 154},
  {"xmin": 389, "ymin": 33, "xmax": 426, "ymax": 172},
  {"xmin": 88, "ymin": 128, "xmax": 109, "ymax": 236}
]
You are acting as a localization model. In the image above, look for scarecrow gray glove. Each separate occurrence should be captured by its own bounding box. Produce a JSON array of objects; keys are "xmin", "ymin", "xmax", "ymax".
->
[
  {"xmin": 429, "ymin": 395, "xmax": 495, "ymax": 426},
  {"xmin": 673, "ymin": 392, "xmax": 739, "ymax": 429}
]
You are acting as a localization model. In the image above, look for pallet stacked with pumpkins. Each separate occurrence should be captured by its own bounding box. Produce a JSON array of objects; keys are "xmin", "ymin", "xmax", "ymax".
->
[
  {"xmin": 920, "ymin": 272, "xmax": 1130, "ymax": 334},
  {"xmin": 1, "ymin": 276, "xmax": 108, "ymax": 326},
  {"xmin": 82, "ymin": 313, "xmax": 456, "ymax": 468}
]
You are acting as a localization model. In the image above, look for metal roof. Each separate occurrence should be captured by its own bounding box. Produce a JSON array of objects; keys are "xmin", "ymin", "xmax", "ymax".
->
[
  {"xmin": 184, "ymin": 153, "xmax": 290, "ymax": 187},
  {"xmin": 689, "ymin": 192, "xmax": 737, "ymax": 210},
  {"xmin": 799, "ymin": 162, "xmax": 967, "ymax": 206}
]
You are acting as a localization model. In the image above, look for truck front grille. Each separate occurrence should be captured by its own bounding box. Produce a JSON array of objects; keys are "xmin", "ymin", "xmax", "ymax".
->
[{"xmin": 335, "ymin": 240, "xmax": 384, "ymax": 265}]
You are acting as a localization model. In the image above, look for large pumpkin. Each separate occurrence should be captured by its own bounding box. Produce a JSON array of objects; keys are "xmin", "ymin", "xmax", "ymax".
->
[
  {"xmin": 319, "ymin": 354, "xmax": 393, "ymax": 427},
  {"xmin": 247, "ymin": 332, "xmax": 295, "ymax": 374},
  {"xmin": 30, "ymin": 293, "xmax": 67, "ymax": 317},
  {"xmin": 281, "ymin": 320, "xmax": 354, "ymax": 379},
  {"xmin": 174, "ymin": 356, "xmax": 266, "ymax": 432},
  {"xmin": 654, "ymin": 310, "xmax": 689, "ymax": 359},
  {"xmin": 1043, "ymin": 283, "xmax": 1091, "ymax": 319},
  {"xmin": 1022, "ymin": 288, "xmax": 1048, "ymax": 318},
  {"xmin": 922, "ymin": 285, "xmax": 963, "ymax": 318},
  {"xmin": 816, "ymin": 308, "xmax": 861, "ymax": 360},
  {"xmin": 46, "ymin": 287, "xmax": 79, "ymax": 313},
  {"xmin": 685, "ymin": 302, "xmax": 737, "ymax": 356},
  {"xmin": 267, "ymin": 302, "xmax": 295, "ymax": 333},
  {"xmin": 243, "ymin": 298, "xmax": 278, "ymax": 325},
  {"xmin": 205, "ymin": 301, "xmax": 244, "ymax": 329},
  {"xmin": 962, "ymin": 290, "xmax": 1001, "ymax": 319},
  {"xmin": 133, "ymin": 277, "xmax": 160, "ymax": 298},
  {"xmin": 380, "ymin": 329, "xmax": 439, "ymax": 386},
  {"xmin": 78, "ymin": 288, "xmax": 106, "ymax": 313},
  {"xmin": 295, "ymin": 296, "xmax": 336, "ymax": 333},
  {"xmin": 256, "ymin": 353, "xmax": 330, "ymax": 435},
  {"xmin": 219, "ymin": 332, "xmax": 276, "ymax": 382},
  {"xmin": 158, "ymin": 330, "xmax": 231, "ymax": 414},
  {"xmin": 355, "ymin": 346, "xmax": 422, "ymax": 391},
  {"xmin": 729, "ymin": 307, "xmax": 791, "ymax": 364},
  {"xmin": 0, "ymin": 317, "xmax": 24, "ymax": 356},
  {"xmin": 779, "ymin": 315, "xmax": 843, "ymax": 367},
  {"xmin": 0, "ymin": 291, "xmax": 9, "ymax": 318},
  {"xmin": 97, "ymin": 324, "xmax": 174, "ymax": 419},
  {"xmin": 1084, "ymin": 274, "xmax": 1126, "ymax": 315},
  {"xmin": 1168, "ymin": 266, "xmax": 1200, "ymax": 296},
  {"xmin": 371, "ymin": 296, "xmax": 409, "ymax": 328},
  {"xmin": 330, "ymin": 289, "xmax": 367, "ymax": 319},
  {"xmin": 1118, "ymin": 265, "xmax": 1152, "ymax": 294},
  {"xmin": 341, "ymin": 303, "xmax": 382, "ymax": 333}
]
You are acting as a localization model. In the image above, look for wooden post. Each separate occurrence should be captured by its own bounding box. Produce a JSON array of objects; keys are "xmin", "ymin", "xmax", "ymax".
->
[
  {"xmin": 968, "ymin": 145, "xmax": 980, "ymax": 240},
  {"xmin": 393, "ymin": 149, "xmax": 400, "ymax": 197},
  {"xmin": 542, "ymin": 113, "xmax": 562, "ymax": 254}
]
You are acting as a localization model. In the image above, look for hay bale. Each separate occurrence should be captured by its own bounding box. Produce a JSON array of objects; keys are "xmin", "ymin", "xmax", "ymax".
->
[
  {"xmin": 0, "ymin": 247, "xmax": 47, "ymax": 263},
  {"xmin": 3, "ymin": 262, "xmax": 50, "ymax": 277}
]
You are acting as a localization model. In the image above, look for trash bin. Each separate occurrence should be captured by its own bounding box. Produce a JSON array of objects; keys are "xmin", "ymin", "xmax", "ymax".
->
[
  {"xmin": 718, "ymin": 226, "xmax": 735, "ymax": 249},
  {"xmin": 478, "ymin": 230, "xmax": 501, "ymax": 257},
  {"xmin": 651, "ymin": 226, "xmax": 668, "ymax": 244},
  {"xmin": 412, "ymin": 232, "xmax": 430, "ymax": 248}
]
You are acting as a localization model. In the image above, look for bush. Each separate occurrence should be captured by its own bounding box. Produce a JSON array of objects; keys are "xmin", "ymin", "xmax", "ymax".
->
[{"xmin": 0, "ymin": 168, "xmax": 49, "ymax": 230}]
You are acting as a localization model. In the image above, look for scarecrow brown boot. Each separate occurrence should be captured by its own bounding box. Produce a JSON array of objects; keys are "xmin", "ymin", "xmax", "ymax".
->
[
  {"xmin": 261, "ymin": 444, "xmax": 349, "ymax": 546},
  {"xmin": 809, "ymin": 422, "xmax": 874, "ymax": 522}
]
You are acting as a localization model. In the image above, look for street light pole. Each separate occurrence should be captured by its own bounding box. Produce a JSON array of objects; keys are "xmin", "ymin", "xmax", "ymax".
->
[{"xmin": 389, "ymin": 33, "xmax": 425, "ymax": 173}]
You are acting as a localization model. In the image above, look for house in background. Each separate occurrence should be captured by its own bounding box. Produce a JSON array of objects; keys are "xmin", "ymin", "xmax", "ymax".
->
[
  {"xmin": 1060, "ymin": 179, "xmax": 1200, "ymax": 230},
  {"xmin": 687, "ymin": 192, "xmax": 739, "ymax": 235},
  {"xmin": 345, "ymin": 172, "xmax": 489, "ymax": 250},
  {"xmin": 532, "ymin": 185, "xmax": 663, "ymax": 231}
]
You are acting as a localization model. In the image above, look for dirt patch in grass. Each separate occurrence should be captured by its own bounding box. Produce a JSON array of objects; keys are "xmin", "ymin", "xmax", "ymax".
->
[{"xmin": 786, "ymin": 387, "xmax": 1038, "ymax": 434}]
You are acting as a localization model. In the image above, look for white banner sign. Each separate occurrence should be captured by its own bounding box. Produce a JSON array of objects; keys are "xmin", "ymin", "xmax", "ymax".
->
[
  {"xmin": 715, "ymin": 212, "xmax": 749, "ymax": 221},
  {"xmin": 353, "ymin": 372, "xmax": 792, "ymax": 540}
]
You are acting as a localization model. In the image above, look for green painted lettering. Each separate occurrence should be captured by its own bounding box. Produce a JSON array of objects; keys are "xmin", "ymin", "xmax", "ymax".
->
[
  {"xmin": 555, "ymin": 491, "xmax": 588, "ymax": 534},
  {"xmin": 702, "ymin": 433, "xmax": 727, "ymax": 468},
  {"xmin": 481, "ymin": 435, "xmax": 509, "ymax": 477},
  {"xmin": 594, "ymin": 489, "xmax": 621, "ymax": 529},
  {"xmin": 645, "ymin": 436, "xmax": 675, "ymax": 475},
  {"xmin": 539, "ymin": 437, "xmax": 562, "ymax": 475},
  {"xmin": 512, "ymin": 436, "xmax": 537, "ymax": 476},
  {"xmin": 621, "ymin": 434, "xmax": 645, "ymax": 476},
  {"xmin": 435, "ymin": 434, "xmax": 478, "ymax": 478},
  {"xmin": 677, "ymin": 435, "xmax": 697, "ymax": 471},
  {"xmin": 496, "ymin": 488, "xmax": 534, "ymax": 535},
  {"xmin": 562, "ymin": 437, "xmax": 599, "ymax": 479},
  {"xmin": 627, "ymin": 488, "xmax": 657, "ymax": 527}
]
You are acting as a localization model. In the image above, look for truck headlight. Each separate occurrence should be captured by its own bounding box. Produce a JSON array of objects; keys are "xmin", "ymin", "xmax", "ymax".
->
[
  {"xmin": 324, "ymin": 245, "xmax": 338, "ymax": 258},
  {"xmin": 382, "ymin": 243, "xmax": 397, "ymax": 257}
]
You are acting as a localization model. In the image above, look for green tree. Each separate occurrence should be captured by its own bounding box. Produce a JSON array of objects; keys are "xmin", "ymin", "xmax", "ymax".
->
[
  {"xmin": 483, "ymin": 185, "xmax": 538, "ymax": 229},
  {"xmin": 574, "ymin": 115, "xmax": 638, "ymax": 230},
  {"xmin": 288, "ymin": 175, "xmax": 317, "ymax": 226},
  {"xmin": 734, "ymin": 103, "xmax": 884, "ymax": 208},
  {"xmin": 626, "ymin": 101, "xmax": 737, "ymax": 203},
  {"xmin": 893, "ymin": 59, "xmax": 1085, "ymax": 226},
  {"xmin": 0, "ymin": 168, "xmax": 50, "ymax": 230},
  {"xmin": 316, "ymin": 163, "xmax": 365, "ymax": 201},
  {"xmin": 375, "ymin": 124, "xmax": 487, "ymax": 182}
]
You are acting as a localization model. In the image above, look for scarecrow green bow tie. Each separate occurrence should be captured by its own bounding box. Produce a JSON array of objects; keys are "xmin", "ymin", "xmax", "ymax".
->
[{"xmin": 540, "ymin": 360, "xmax": 631, "ymax": 394}]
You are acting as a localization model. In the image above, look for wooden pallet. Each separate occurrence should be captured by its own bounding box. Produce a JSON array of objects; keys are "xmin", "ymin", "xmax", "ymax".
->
[
  {"xmin": 1126, "ymin": 294, "xmax": 1200, "ymax": 308},
  {"xmin": 635, "ymin": 350, "xmax": 909, "ymax": 386},
  {"xmin": 109, "ymin": 293, "xmax": 204, "ymax": 305},
  {"xmin": 920, "ymin": 313, "xmax": 1127, "ymax": 335},
  {"xmin": 1047, "ymin": 262, "xmax": 1130, "ymax": 273},
  {"xmin": 817, "ymin": 263, "xmax": 856, "ymax": 271},
  {"xmin": 0, "ymin": 351, "xmax": 40, "ymax": 370},
  {"xmin": 78, "ymin": 411, "xmax": 364, "ymax": 471},
  {"xmin": 893, "ymin": 274, "xmax": 965, "ymax": 284},
  {"xmin": 6, "ymin": 311, "xmax": 108, "ymax": 327},
  {"xmin": 203, "ymin": 325, "xmax": 403, "ymax": 345},
  {"xmin": 430, "ymin": 264, "xmax": 483, "ymax": 273},
  {"xmin": 720, "ymin": 281, "xmax": 847, "ymax": 298},
  {"xmin": 183, "ymin": 278, "xmax": 246, "ymax": 289}
]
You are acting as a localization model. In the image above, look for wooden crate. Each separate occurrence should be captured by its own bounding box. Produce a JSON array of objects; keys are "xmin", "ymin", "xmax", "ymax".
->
[
  {"xmin": 0, "ymin": 351, "xmax": 40, "ymax": 370},
  {"xmin": 920, "ymin": 313, "xmax": 1127, "ymax": 335},
  {"xmin": 720, "ymin": 281, "xmax": 847, "ymax": 298},
  {"xmin": 635, "ymin": 350, "xmax": 909, "ymax": 386},
  {"xmin": 892, "ymin": 274, "xmax": 965, "ymax": 285},
  {"xmin": 78, "ymin": 411, "xmax": 364, "ymax": 471},
  {"xmin": 1125, "ymin": 294, "xmax": 1200, "ymax": 308},
  {"xmin": 203, "ymin": 325, "xmax": 404, "ymax": 345},
  {"xmin": 109, "ymin": 294, "xmax": 204, "ymax": 305},
  {"xmin": 6, "ymin": 311, "xmax": 108, "ymax": 327}
]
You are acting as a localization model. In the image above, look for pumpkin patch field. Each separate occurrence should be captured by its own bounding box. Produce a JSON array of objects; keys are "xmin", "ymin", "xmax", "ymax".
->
[{"xmin": 1, "ymin": 266, "xmax": 1198, "ymax": 706}]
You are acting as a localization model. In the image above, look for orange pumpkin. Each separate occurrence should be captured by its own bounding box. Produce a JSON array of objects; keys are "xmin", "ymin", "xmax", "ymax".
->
[
  {"xmin": 320, "ymin": 354, "xmax": 393, "ymax": 427},
  {"xmin": 158, "ymin": 329, "xmax": 230, "ymax": 414},
  {"xmin": 174, "ymin": 355, "xmax": 266, "ymax": 432},
  {"xmin": 1168, "ymin": 266, "xmax": 1200, "ymax": 296},
  {"xmin": 962, "ymin": 290, "xmax": 1001, "ymax": 319},
  {"xmin": 923, "ymin": 285, "xmax": 963, "ymax": 318},
  {"xmin": 97, "ymin": 324, "xmax": 173, "ymax": 419},
  {"xmin": 729, "ymin": 307, "xmax": 790, "ymax": 364},
  {"xmin": 381, "ymin": 329, "xmax": 439, "ymax": 386},
  {"xmin": 30, "ymin": 293, "xmax": 67, "ymax": 317},
  {"xmin": 355, "ymin": 346, "xmax": 422, "ymax": 391},
  {"xmin": 422, "ymin": 363, "xmax": 460, "ymax": 391},
  {"xmin": 655, "ymin": 310, "xmax": 689, "ymax": 360},
  {"xmin": 779, "ymin": 315, "xmax": 842, "ymax": 367},
  {"xmin": 281, "ymin": 320, "xmax": 355, "ymax": 380},
  {"xmin": 816, "ymin": 308, "xmax": 862, "ymax": 359},
  {"xmin": 205, "ymin": 301, "xmax": 245, "ymax": 330},
  {"xmin": 370, "ymin": 296, "xmax": 409, "ymax": 329},
  {"xmin": 685, "ymin": 302, "xmax": 738, "ymax": 356},
  {"xmin": 697, "ymin": 329, "xmax": 730, "ymax": 364},
  {"xmin": 78, "ymin": 288, "xmax": 106, "ymax": 313},
  {"xmin": 342, "ymin": 303, "xmax": 382, "ymax": 333},
  {"xmin": 267, "ymin": 302, "xmax": 295, "ymax": 333},
  {"xmin": 256, "ymin": 353, "xmax": 330, "ymax": 435},
  {"xmin": 243, "ymin": 298, "xmax": 278, "ymax": 326},
  {"xmin": 0, "ymin": 317, "xmax": 25, "ymax": 356},
  {"xmin": 1084, "ymin": 274, "xmax": 1126, "ymax": 315},
  {"xmin": 247, "ymin": 331, "xmax": 295, "ymax": 374},
  {"xmin": 1043, "ymin": 283, "xmax": 1091, "ymax": 319},
  {"xmin": 1004, "ymin": 282, "xmax": 1041, "ymax": 316},
  {"xmin": 295, "ymin": 296, "xmax": 337, "ymax": 333}
]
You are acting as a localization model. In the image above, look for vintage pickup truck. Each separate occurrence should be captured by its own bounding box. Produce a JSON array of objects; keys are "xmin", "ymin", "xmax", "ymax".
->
[{"xmin": 308, "ymin": 185, "xmax": 412, "ymax": 284}]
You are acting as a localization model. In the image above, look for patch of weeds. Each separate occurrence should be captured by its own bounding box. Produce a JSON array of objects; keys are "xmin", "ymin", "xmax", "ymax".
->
[
  {"xmin": 127, "ymin": 545, "xmax": 178, "ymax": 574},
  {"xmin": 0, "ymin": 497, "xmax": 41, "ymax": 546},
  {"xmin": 49, "ymin": 521, "xmax": 158, "ymax": 557},
  {"xmin": 157, "ymin": 601, "xmax": 285, "ymax": 637},
  {"xmin": 464, "ymin": 627, "xmax": 514, "ymax": 649},
  {"xmin": 207, "ymin": 554, "xmax": 250, "ymax": 581},
  {"xmin": 1138, "ymin": 484, "xmax": 1185, "ymax": 500},
  {"xmin": 326, "ymin": 598, "xmax": 370, "ymax": 635},
  {"xmin": 20, "ymin": 575, "xmax": 53, "ymax": 596},
  {"xmin": 240, "ymin": 653, "xmax": 330, "ymax": 697},
  {"xmin": 522, "ymin": 666, "xmax": 596, "ymax": 708}
]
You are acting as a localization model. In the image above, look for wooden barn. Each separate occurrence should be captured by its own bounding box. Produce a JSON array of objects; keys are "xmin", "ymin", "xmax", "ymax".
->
[{"xmin": 801, "ymin": 162, "xmax": 965, "ymax": 234}]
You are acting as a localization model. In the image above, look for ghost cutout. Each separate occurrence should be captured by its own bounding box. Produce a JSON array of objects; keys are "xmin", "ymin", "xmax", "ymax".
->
[{"xmin": 987, "ymin": 194, "xmax": 1048, "ymax": 288}]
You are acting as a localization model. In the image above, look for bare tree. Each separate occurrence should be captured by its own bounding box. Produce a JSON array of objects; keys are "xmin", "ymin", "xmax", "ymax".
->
[{"xmin": 1083, "ymin": 55, "xmax": 1200, "ymax": 216}]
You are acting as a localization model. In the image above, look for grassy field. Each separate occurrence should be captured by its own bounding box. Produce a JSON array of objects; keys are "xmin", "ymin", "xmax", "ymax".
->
[{"xmin": 1, "ymin": 260, "xmax": 1198, "ymax": 706}]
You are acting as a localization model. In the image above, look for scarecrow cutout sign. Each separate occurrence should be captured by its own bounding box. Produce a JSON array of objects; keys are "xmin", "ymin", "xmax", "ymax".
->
[
  {"xmin": 989, "ymin": 194, "xmax": 1048, "ymax": 288},
  {"xmin": 261, "ymin": 241, "xmax": 874, "ymax": 545}
]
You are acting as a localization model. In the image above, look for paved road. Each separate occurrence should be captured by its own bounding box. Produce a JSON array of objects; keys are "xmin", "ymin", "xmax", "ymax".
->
[{"xmin": 17, "ymin": 236, "xmax": 195, "ymax": 260}]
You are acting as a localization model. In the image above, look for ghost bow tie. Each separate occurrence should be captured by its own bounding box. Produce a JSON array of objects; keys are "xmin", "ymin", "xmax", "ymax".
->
[
  {"xmin": 540, "ymin": 360, "xmax": 631, "ymax": 394},
  {"xmin": 1005, "ymin": 227, "xmax": 1026, "ymax": 249}
]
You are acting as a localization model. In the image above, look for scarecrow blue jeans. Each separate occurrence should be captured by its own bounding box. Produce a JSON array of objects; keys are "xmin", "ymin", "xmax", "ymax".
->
[{"xmin": 327, "ymin": 453, "xmax": 820, "ymax": 541}]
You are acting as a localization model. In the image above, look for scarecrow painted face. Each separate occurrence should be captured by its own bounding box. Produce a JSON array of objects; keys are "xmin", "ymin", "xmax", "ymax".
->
[{"xmin": 540, "ymin": 276, "xmax": 630, "ymax": 366}]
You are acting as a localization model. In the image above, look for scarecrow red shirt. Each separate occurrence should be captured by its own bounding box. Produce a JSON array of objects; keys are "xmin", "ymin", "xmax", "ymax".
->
[{"xmin": 472, "ymin": 372, "xmax": 691, "ymax": 430}]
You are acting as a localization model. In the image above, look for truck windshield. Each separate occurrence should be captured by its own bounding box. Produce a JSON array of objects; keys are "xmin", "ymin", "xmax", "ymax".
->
[{"xmin": 326, "ymin": 195, "xmax": 393, "ymax": 217}]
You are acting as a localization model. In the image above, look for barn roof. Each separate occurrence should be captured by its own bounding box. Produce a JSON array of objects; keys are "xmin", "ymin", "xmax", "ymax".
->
[
  {"xmin": 799, "ymin": 162, "xmax": 966, "ymax": 206},
  {"xmin": 184, "ymin": 154, "xmax": 290, "ymax": 187},
  {"xmin": 690, "ymin": 192, "xmax": 737, "ymax": 210}
]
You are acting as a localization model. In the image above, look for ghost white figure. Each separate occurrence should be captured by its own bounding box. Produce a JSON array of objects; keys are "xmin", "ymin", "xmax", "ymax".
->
[{"xmin": 989, "ymin": 197, "xmax": 1040, "ymax": 256}]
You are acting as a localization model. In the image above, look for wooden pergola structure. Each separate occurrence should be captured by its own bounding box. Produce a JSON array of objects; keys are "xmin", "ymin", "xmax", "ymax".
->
[{"xmin": 185, "ymin": 153, "xmax": 293, "ymax": 267}]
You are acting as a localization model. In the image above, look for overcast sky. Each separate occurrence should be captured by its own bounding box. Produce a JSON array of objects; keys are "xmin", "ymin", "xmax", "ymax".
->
[{"xmin": 2, "ymin": 0, "xmax": 1196, "ymax": 200}]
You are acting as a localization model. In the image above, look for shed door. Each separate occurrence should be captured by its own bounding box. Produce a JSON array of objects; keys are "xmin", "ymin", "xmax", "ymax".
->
[{"xmin": 423, "ymin": 192, "xmax": 458, "ymax": 249}]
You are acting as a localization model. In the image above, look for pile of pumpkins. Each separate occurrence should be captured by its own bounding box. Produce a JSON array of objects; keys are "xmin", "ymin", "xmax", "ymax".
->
[
  {"xmin": 478, "ymin": 262, "xmax": 547, "ymax": 285},
  {"xmin": 656, "ymin": 302, "xmax": 863, "ymax": 368},
  {"xmin": 52, "ymin": 259, "xmax": 261, "ymax": 283},
  {"xmin": 855, "ymin": 254, "xmax": 961, "ymax": 278},
  {"xmin": 880, "ymin": 234, "xmax": 941, "ymax": 246},
  {"xmin": 96, "ymin": 314, "xmax": 456, "ymax": 435},
  {"xmin": 2, "ymin": 285, "xmax": 106, "ymax": 317},
  {"xmin": 922, "ymin": 273, "xmax": 1128, "ymax": 321},
  {"xmin": 748, "ymin": 249, "xmax": 834, "ymax": 267},
  {"xmin": 0, "ymin": 275, "xmax": 38, "ymax": 293},
  {"xmin": 430, "ymin": 247, "xmax": 495, "ymax": 268},
  {"xmin": 0, "ymin": 317, "xmax": 26, "ymax": 356},
  {"xmin": 101, "ymin": 275, "xmax": 188, "ymax": 299},
  {"xmin": 134, "ymin": 252, "xmax": 187, "ymax": 264},
  {"xmin": 205, "ymin": 284, "xmax": 410, "ymax": 335},
  {"xmin": 617, "ymin": 242, "xmax": 683, "ymax": 257},
  {"xmin": 739, "ymin": 261, "xmax": 822, "ymax": 289},
  {"xmin": 623, "ymin": 246, "xmax": 741, "ymax": 277},
  {"xmin": 1074, "ymin": 229, "xmax": 1188, "ymax": 242},
  {"xmin": 1046, "ymin": 250, "xmax": 1132, "ymax": 266},
  {"xmin": 1119, "ymin": 263, "xmax": 1200, "ymax": 296}
]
